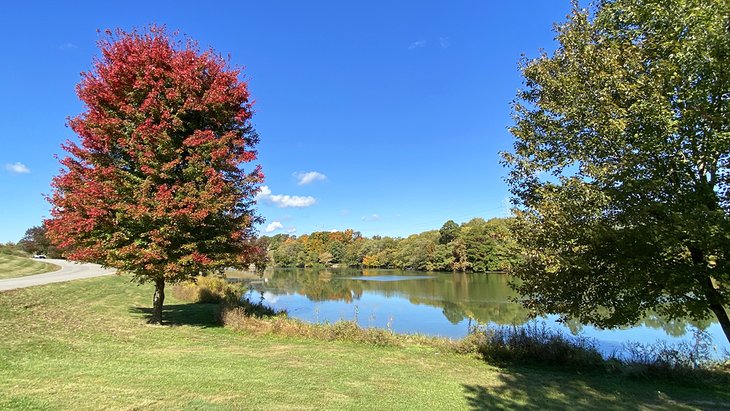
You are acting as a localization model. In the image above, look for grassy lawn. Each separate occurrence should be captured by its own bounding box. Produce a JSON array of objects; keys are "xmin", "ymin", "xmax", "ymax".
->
[
  {"xmin": 0, "ymin": 276, "xmax": 728, "ymax": 410},
  {"xmin": 0, "ymin": 254, "xmax": 61, "ymax": 279}
]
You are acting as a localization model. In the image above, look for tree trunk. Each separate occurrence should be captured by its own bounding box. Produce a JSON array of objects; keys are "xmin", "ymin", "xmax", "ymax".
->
[
  {"xmin": 704, "ymin": 277, "xmax": 730, "ymax": 344},
  {"xmin": 708, "ymin": 301, "xmax": 730, "ymax": 345},
  {"xmin": 689, "ymin": 247, "xmax": 730, "ymax": 343},
  {"xmin": 149, "ymin": 278, "xmax": 165, "ymax": 324}
]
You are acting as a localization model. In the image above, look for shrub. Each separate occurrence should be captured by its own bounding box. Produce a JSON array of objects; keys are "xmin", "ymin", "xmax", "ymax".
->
[
  {"xmin": 467, "ymin": 322, "xmax": 728, "ymax": 382},
  {"xmin": 471, "ymin": 322, "xmax": 604, "ymax": 369},
  {"xmin": 221, "ymin": 307, "xmax": 403, "ymax": 347},
  {"xmin": 170, "ymin": 276, "xmax": 240, "ymax": 304},
  {"xmin": 619, "ymin": 328, "xmax": 730, "ymax": 382}
]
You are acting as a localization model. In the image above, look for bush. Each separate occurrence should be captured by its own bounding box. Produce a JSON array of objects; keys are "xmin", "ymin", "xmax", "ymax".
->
[
  {"xmin": 221, "ymin": 307, "xmax": 403, "ymax": 347},
  {"xmin": 170, "ymin": 276, "xmax": 240, "ymax": 304},
  {"xmin": 619, "ymin": 328, "xmax": 730, "ymax": 382},
  {"xmin": 471, "ymin": 322, "xmax": 604, "ymax": 369},
  {"xmin": 467, "ymin": 322, "xmax": 728, "ymax": 382}
]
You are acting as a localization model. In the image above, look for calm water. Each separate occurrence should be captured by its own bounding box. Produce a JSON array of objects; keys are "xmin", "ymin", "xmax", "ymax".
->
[{"xmin": 239, "ymin": 268, "xmax": 730, "ymax": 356}]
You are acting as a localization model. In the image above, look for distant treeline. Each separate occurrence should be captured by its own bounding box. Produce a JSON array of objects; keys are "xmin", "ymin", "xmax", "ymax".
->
[{"xmin": 259, "ymin": 217, "xmax": 520, "ymax": 272}]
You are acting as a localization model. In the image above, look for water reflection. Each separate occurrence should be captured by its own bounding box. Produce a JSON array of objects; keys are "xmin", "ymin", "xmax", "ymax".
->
[
  {"xmin": 236, "ymin": 268, "xmax": 727, "ymax": 352},
  {"xmin": 241, "ymin": 268, "xmax": 530, "ymax": 326}
]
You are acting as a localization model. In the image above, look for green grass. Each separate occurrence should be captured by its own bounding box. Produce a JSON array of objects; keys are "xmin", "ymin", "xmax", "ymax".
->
[
  {"xmin": 0, "ymin": 254, "xmax": 61, "ymax": 279},
  {"xmin": 1, "ymin": 276, "xmax": 728, "ymax": 410}
]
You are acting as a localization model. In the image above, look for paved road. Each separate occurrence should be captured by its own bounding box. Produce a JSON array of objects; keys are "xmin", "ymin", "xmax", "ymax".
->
[{"xmin": 0, "ymin": 259, "xmax": 116, "ymax": 292}]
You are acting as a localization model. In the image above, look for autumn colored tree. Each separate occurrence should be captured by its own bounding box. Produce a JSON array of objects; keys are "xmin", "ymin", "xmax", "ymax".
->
[
  {"xmin": 504, "ymin": 1, "xmax": 730, "ymax": 342},
  {"xmin": 46, "ymin": 27, "xmax": 263, "ymax": 324}
]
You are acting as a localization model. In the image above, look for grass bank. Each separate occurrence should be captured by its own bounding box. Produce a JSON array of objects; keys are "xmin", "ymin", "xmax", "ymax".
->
[
  {"xmin": 1, "ymin": 275, "xmax": 728, "ymax": 410},
  {"xmin": 0, "ymin": 254, "xmax": 60, "ymax": 279}
]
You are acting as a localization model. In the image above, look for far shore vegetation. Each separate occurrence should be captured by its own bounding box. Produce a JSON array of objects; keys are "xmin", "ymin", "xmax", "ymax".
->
[{"xmin": 261, "ymin": 217, "xmax": 519, "ymax": 272}]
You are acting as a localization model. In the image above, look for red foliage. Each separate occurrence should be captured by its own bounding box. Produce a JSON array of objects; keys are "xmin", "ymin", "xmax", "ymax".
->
[{"xmin": 46, "ymin": 26, "xmax": 263, "ymax": 284}]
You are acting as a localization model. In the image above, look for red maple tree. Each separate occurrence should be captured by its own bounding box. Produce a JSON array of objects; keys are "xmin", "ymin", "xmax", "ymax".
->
[{"xmin": 46, "ymin": 27, "xmax": 264, "ymax": 323}]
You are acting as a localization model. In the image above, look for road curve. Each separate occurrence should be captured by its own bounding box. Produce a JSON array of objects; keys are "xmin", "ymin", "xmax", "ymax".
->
[{"xmin": 0, "ymin": 259, "xmax": 116, "ymax": 292}]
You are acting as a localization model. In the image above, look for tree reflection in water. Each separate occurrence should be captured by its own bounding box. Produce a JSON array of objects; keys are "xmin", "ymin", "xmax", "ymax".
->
[{"xmin": 240, "ymin": 268, "xmax": 716, "ymax": 340}]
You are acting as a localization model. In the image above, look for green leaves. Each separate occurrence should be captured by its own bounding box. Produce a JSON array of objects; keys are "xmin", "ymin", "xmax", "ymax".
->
[{"xmin": 504, "ymin": 0, "xmax": 730, "ymax": 341}]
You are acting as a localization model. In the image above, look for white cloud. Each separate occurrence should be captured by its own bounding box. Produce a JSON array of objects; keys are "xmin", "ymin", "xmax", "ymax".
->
[
  {"xmin": 265, "ymin": 221, "xmax": 284, "ymax": 233},
  {"xmin": 59, "ymin": 42, "xmax": 77, "ymax": 50},
  {"xmin": 294, "ymin": 171, "xmax": 327, "ymax": 185},
  {"xmin": 408, "ymin": 40, "xmax": 427, "ymax": 49},
  {"xmin": 256, "ymin": 185, "xmax": 316, "ymax": 208},
  {"xmin": 270, "ymin": 194, "xmax": 316, "ymax": 208},
  {"xmin": 439, "ymin": 37, "xmax": 451, "ymax": 48},
  {"xmin": 361, "ymin": 214, "xmax": 381, "ymax": 222},
  {"xmin": 286, "ymin": 227, "xmax": 297, "ymax": 234},
  {"xmin": 5, "ymin": 162, "xmax": 30, "ymax": 174}
]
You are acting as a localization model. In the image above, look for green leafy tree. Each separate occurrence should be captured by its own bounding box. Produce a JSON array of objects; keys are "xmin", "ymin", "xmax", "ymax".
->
[
  {"xmin": 393, "ymin": 231, "xmax": 437, "ymax": 270},
  {"xmin": 503, "ymin": 0, "xmax": 730, "ymax": 342},
  {"xmin": 451, "ymin": 238, "xmax": 470, "ymax": 272},
  {"xmin": 272, "ymin": 239, "xmax": 302, "ymax": 267},
  {"xmin": 343, "ymin": 238, "xmax": 366, "ymax": 266},
  {"xmin": 460, "ymin": 218, "xmax": 496, "ymax": 272},
  {"xmin": 482, "ymin": 218, "xmax": 521, "ymax": 271},
  {"xmin": 328, "ymin": 241, "xmax": 345, "ymax": 264},
  {"xmin": 438, "ymin": 220, "xmax": 459, "ymax": 244},
  {"xmin": 19, "ymin": 225, "xmax": 61, "ymax": 258},
  {"xmin": 318, "ymin": 251, "xmax": 334, "ymax": 266},
  {"xmin": 427, "ymin": 243, "xmax": 454, "ymax": 272}
]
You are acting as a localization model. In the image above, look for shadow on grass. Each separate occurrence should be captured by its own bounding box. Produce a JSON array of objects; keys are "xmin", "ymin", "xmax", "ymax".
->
[
  {"xmin": 462, "ymin": 373, "xmax": 617, "ymax": 411},
  {"xmin": 461, "ymin": 366, "xmax": 730, "ymax": 411},
  {"xmin": 130, "ymin": 303, "xmax": 222, "ymax": 328}
]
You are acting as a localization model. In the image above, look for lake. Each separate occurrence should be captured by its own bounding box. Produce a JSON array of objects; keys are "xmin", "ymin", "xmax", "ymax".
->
[{"xmin": 235, "ymin": 267, "xmax": 730, "ymax": 357}]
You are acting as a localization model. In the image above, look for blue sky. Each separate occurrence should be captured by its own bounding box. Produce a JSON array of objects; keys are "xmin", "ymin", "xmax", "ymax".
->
[{"xmin": 0, "ymin": 1, "xmax": 574, "ymax": 242}]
